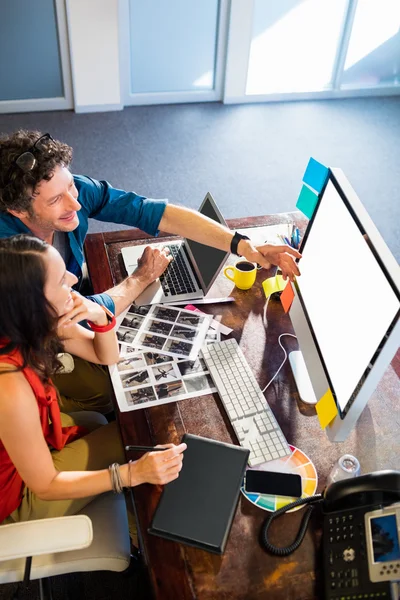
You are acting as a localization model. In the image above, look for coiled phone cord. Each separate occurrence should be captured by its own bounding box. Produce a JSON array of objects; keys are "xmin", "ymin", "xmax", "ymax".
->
[{"xmin": 260, "ymin": 494, "xmax": 324, "ymax": 556}]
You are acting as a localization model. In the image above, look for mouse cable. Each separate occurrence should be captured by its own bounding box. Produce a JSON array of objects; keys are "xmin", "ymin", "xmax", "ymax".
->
[{"xmin": 262, "ymin": 333, "xmax": 297, "ymax": 393}]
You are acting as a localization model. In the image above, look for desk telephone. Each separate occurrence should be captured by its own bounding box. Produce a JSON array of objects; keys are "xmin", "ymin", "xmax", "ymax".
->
[{"xmin": 260, "ymin": 470, "xmax": 400, "ymax": 599}]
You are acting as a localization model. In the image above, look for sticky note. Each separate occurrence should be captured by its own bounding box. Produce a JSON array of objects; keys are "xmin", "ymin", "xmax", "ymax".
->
[
  {"xmin": 296, "ymin": 184, "xmax": 319, "ymax": 219},
  {"xmin": 280, "ymin": 282, "xmax": 294, "ymax": 313},
  {"xmin": 262, "ymin": 274, "xmax": 287, "ymax": 299},
  {"xmin": 316, "ymin": 388, "xmax": 338, "ymax": 429},
  {"xmin": 303, "ymin": 157, "xmax": 329, "ymax": 193}
]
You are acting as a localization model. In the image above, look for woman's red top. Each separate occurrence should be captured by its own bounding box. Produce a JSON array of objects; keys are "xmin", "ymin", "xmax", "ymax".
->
[{"xmin": 0, "ymin": 347, "xmax": 86, "ymax": 522}]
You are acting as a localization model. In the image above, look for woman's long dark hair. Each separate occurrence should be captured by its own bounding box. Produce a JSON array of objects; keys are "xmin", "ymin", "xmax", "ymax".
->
[{"xmin": 0, "ymin": 235, "xmax": 63, "ymax": 380}]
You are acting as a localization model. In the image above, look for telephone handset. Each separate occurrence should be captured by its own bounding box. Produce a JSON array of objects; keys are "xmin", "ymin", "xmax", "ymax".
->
[
  {"xmin": 323, "ymin": 470, "xmax": 400, "ymax": 512},
  {"xmin": 260, "ymin": 470, "xmax": 400, "ymax": 600}
]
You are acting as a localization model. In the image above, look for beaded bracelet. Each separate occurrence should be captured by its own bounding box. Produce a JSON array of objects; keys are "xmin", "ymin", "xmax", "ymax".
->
[
  {"xmin": 109, "ymin": 463, "xmax": 124, "ymax": 494},
  {"xmin": 128, "ymin": 460, "xmax": 132, "ymax": 487}
]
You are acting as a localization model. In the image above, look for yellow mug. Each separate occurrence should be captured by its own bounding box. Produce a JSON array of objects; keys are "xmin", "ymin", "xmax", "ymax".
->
[{"xmin": 223, "ymin": 260, "xmax": 257, "ymax": 290}]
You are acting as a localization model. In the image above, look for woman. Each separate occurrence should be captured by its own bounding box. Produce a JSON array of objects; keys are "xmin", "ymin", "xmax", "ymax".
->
[{"xmin": 0, "ymin": 235, "xmax": 186, "ymax": 525}]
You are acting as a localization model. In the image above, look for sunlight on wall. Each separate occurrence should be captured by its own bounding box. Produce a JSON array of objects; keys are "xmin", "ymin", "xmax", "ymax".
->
[
  {"xmin": 246, "ymin": 0, "xmax": 347, "ymax": 95},
  {"xmin": 344, "ymin": 0, "xmax": 400, "ymax": 70},
  {"xmin": 193, "ymin": 71, "xmax": 214, "ymax": 88}
]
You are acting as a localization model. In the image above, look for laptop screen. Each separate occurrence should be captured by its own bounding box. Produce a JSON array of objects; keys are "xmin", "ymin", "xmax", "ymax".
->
[{"xmin": 185, "ymin": 195, "xmax": 229, "ymax": 293}]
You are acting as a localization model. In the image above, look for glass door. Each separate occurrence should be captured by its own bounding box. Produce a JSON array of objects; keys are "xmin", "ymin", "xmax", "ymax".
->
[
  {"xmin": 0, "ymin": 0, "xmax": 72, "ymax": 114},
  {"xmin": 224, "ymin": 0, "xmax": 400, "ymax": 103},
  {"xmin": 121, "ymin": 0, "xmax": 229, "ymax": 105}
]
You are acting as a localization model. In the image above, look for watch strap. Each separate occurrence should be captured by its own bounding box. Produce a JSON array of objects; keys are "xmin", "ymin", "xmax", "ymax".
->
[
  {"xmin": 230, "ymin": 232, "xmax": 250, "ymax": 256},
  {"xmin": 87, "ymin": 306, "xmax": 116, "ymax": 333}
]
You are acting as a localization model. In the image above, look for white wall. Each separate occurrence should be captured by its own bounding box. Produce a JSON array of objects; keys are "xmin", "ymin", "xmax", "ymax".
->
[{"xmin": 66, "ymin": 0, "xmax": 122, "ymax": 113}]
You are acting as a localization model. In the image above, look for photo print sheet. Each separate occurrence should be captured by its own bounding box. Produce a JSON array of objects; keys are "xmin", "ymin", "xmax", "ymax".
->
[
  {"xmin": 118, "ymin": 326, "xmax": 220, "ymax": 354},
  {"xmin": 109, "ymin": 348, "xmax": 217, "ymax": 412},
  {"xmin": 203, "ymin": 328, "xmax": 221, "ymax": 344},
  {"xmin": 116, "ymin": 304, "xmax": 212, "ymax": 360}
]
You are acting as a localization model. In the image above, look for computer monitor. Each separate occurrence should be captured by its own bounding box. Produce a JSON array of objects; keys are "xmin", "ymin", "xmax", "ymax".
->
[{"xmin": 288, "ymin": 168, "xmax": 400, "ymax": 442}]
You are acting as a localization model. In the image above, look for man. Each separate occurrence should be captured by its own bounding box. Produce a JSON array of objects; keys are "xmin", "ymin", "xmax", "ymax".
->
[{"xmin": 0, "ymin": 130, "xmax": 301, "ymax": 412}]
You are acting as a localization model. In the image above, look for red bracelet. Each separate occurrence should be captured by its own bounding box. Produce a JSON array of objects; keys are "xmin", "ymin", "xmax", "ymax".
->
[{"xmin": 87, "ymin": 306, "xmax": 116, "ymax": 333}]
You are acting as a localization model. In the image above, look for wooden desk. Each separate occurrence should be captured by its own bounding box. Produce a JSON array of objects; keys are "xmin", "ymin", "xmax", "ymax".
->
[{"xmin": 85, "ymin": 213, "xmax": 400, "ymax": 600}]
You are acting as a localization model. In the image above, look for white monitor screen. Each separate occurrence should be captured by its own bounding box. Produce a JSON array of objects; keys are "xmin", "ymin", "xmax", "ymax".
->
[{"xmin": 295, "ymin": 178, "xmax": 400, "ymax": 414}]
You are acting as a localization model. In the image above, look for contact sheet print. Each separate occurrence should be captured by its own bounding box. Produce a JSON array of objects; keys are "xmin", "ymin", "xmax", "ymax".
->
[
  {"xmin": 116, "ymin": 304, "xmax": 212, "ymax": 360},
  {"xmin": 109, "ymin": 349, "xmax": 217, "ymax": 412},
  {"xmin": 109, "ymin": 303, "xmax": 220, "ymax": 412}
]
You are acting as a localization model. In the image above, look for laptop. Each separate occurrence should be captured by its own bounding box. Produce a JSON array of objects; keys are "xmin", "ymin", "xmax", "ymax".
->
[{"xmin": 121, "ymin": 193, "xmax": 230, "ymax": 306}]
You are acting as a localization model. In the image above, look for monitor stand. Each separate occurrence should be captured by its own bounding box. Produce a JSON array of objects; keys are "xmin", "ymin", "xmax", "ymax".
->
[{"xmin": 288, "ymin": 350, "xmax": 318, "ymax": 405}]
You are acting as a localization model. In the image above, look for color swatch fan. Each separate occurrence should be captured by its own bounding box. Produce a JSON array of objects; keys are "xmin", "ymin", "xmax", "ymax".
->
[{"xmin": 241, "ymin": 445, "xmax": 318, "ymax": 513}]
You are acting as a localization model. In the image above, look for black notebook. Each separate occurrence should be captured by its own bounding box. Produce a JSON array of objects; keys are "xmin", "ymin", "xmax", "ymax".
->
[{"xmin": 148, "ymin": 433, "xmax": 249, "ymax": 554}]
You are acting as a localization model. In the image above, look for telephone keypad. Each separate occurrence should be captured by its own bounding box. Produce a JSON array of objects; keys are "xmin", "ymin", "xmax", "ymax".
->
[
  {"xmin": 380, "ymin": 562, "xmax": 400, "ymax": 576},
  {"xmin": 323, "ymin": 508, "xmax": 391, "ymax": 600},
  {"xmin": 329, "ymin": 567, "xmax": 359, "ymax": 590}
]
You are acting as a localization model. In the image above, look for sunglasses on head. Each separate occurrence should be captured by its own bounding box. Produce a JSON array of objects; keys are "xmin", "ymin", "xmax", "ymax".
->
[{"xmin": 6, "ymin": 133, "xmax": 55, "ymax": 183}]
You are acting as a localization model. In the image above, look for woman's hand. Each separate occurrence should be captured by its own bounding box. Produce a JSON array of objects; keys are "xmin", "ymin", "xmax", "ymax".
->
[
  {"xmin": 60, "ymin": 292, "xmax": 119, "ymax": 365},
  {"xmin": 129, "ymin": 443, "xmax": 187, "ymax": 486},
  {"xmin": 58, "ymin": 292, "xmax": 108, "ymax": 329}
]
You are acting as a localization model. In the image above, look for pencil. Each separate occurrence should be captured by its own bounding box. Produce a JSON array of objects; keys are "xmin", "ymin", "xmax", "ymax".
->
[{"xmin": 125, "ymin": 445, "xmax": 168, "ymax": 452}]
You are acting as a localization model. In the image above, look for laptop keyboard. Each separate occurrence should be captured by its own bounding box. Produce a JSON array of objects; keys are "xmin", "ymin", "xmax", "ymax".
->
[{"xmin": 159, "ymin": 244, "xmax": 197, "ymax": 296}]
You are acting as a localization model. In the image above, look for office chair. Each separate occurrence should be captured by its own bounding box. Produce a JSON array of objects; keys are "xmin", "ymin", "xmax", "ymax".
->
[{"xmin": 0, "ymin": 491, "xmax": 131, "ymax": 600}]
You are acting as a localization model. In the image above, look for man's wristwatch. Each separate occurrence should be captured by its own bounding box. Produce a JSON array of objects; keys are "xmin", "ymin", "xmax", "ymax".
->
[{"xmin": 230, "ymin": 232, "xmax": 250, "ymax": 256}]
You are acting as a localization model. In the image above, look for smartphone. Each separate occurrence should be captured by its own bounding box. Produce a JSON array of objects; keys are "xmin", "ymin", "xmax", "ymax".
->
[{"xmin": 245, "ymin": 469, "xmax": 302, "ymax": 497}]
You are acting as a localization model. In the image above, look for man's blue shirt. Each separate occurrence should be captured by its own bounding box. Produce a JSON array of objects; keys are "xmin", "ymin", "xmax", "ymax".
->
[{"xmin": 0, "ymin": 175, "xmax": 168, "ymax": 313}]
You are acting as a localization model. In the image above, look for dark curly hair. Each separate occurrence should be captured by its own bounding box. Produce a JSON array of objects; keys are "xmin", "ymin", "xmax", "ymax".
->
[
  {"xmin": 0, "ymin": 235, "xmax": 64, "ymax": 381},
  {"xmin": 0, "ymin": 130, "xmax": 72, "ymax": 215}
]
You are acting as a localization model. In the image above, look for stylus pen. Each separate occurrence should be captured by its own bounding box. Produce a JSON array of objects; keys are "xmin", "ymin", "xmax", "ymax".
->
[
  {"xmin": 167, "ymin": 297, "xmax": 235, "ymax": 306},
  {"xmin": 125, "ymin": 445, "xmax": 168, "ymax": 452}
]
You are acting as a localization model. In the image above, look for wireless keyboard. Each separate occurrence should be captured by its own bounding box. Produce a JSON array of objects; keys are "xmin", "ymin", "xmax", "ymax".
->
[{"xmin": 202, "ymin": 338, "xmax": 291, "ymax": 466}]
